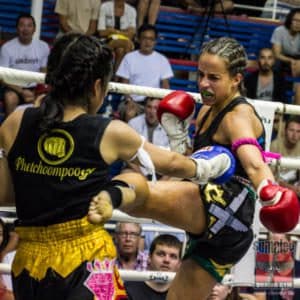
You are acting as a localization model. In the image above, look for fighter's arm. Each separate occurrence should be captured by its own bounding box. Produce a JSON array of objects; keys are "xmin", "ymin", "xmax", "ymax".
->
[
  {"xmin": 100, "ymin": 119, "xmax": 196, "ymax": 179},
  {"xmin": 222, "ymin": 106, "xmax": 299, "ymax": 233},
  {"xmin": 89, "ymin": 119, "xmax": 198, "ymax": 224},
  {"xmin": 222, "ymin": 107, "xmax": 275, "ymax": 189}
]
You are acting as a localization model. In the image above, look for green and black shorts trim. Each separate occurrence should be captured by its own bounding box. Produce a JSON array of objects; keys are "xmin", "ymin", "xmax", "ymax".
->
[{"xmin": 184, "ymin": 178, "xmax": 256, "ymax": 282}]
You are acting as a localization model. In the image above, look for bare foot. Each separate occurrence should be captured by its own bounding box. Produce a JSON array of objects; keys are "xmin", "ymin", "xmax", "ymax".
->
[{"xmin": 87, "ymin": 191, "xmax": 114, "ymax": 224}]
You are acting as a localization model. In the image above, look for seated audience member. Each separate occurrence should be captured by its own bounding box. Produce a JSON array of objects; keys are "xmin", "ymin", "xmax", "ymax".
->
[
  {"xmin": 97, "ymin": 0, "xmax": 137, "ymax": 72},
  {"xmin": 54, "ymin": 0, "xmax": 101, "ymax": 37},
  {"xmin": 116, "ymin": 24, "xmax": 173, "ymax": 104},
  {"xmin": 208, "ymin": 284, "xmax": 259, "ymax": 300},
  {"xmin": 114, "ymin": 222, "xmax": 148, "ymax": 270},
  {"xmin": 0, "ymin": 14, "xmax": 50, "ymax": 117},
  {"xmin": 128, "ymin": 97, "xmax": 169, "ymax": 148},
  {"xmin": 271, "ymin": 8, "xmax": 300, "ymax": 104},
  {"xmin": 125, "ymin": 234, "xmax": 182, "ymax": 300},
  {"xmin": 123, "ymin": 96, "xmax": 170, "ymax": 179},
  {"xmin": 116, "ymin": 96, "xmax": 144, "ymax": 122},
  {"xmin": 207, "ymin": 283, "xmax": 233, "ymax": 300},
  {"xmin": 137, "ymin": 0, "xmax": 161, "ymax": 27},
  {"xmin": 270, "ymin": 115, "xmax": 300, "ymax": 195},
  {"xmin": 245, "ymin": 48, "xmax": 287, "ymax": 102},
  {"xmin": 142, "ymin": 224, "xmax": 186, "ymax": 251}
]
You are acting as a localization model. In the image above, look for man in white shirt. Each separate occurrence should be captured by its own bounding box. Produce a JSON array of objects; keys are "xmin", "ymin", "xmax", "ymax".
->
[
  {"xmin": 0, "ymin": 13, "xmax": 50, "ymax": 116},
  {"xmin": 97, "ymin": 0, "xmax": 137, "ymax": 72},
  {"xmin": 124, "ymin": 97, "xmax": 170, "ymax": 179},
  {"xmin": 116, "ymin": 24, "xmax": 174, "ymax": 104}
]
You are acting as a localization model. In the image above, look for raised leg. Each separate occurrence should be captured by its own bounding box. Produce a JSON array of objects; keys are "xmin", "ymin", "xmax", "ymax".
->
[{"xmin": 117, "ymin": 174, "xmax": 207, "ymax": 235}]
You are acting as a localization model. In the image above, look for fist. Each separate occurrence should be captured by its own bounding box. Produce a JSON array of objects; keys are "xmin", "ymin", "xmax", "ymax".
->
[
  {"xmin": 258, "ymin": 180, "xmax": 300, "ymax": 233},
  {"xmin": 157, "ymin": 91, "xmax": 195, "ymax": 154}
]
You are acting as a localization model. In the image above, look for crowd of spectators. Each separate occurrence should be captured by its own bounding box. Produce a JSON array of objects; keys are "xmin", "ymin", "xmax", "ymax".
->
[{"xmin": 0, "ymin": 1, "xmax": 300, "ymax": 299}]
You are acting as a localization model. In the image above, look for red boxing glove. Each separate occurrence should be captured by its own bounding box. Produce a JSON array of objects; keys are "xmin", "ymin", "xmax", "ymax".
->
[
  {"xmin": 258, "ymin": 180, "xmax": 300, "ymax": 233},
  {"xmin": 157, "ymin": 91, "xmax": 195, "ymax": 154}
]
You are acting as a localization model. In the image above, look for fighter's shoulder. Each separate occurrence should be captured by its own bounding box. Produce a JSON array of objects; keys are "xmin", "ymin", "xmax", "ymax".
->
[
  {"xmin": 222, "ymin": 103, "xmax": 257, "ymax": 130},
  {"xmin": 227, "ymin": 102, "xmax": 255, "ymax": 118},
  {"xmin": 105, "ymin": 119, "xmax": 136, "ymax": 140}
]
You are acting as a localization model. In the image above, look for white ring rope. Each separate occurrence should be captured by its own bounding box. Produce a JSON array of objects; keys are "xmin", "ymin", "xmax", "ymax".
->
[
  {"xmin": 1, "ymin": 208, "xmax": 300, "ymax": 236},
  {"xmin": 1, "ymin": 66, "xmax": 300, "ymax": 115},
  {"xmin": 1, "ymin": 67, "xmax": 300, "ymax": 170},
  {"xmin": 0, "ymin": 262, "xmax": 299, "ymax": 288},
  {"xmin": 1, "ymin": 67, "xmax": 300, "ymax": 290}
]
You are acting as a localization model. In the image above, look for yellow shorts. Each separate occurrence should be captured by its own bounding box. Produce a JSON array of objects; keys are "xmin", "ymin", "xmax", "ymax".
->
[{"xmin": 12, "ymin": 217, "xmax": 127, "ymax": 299}]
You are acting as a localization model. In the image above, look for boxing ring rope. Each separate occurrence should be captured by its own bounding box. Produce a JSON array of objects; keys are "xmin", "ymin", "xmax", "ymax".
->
[
  {"xmin": 0, "ymin": 66, "xmax": 300, "ymax": 171},
  {"xmin": 0, "ymin": 261, "xmax": 300, "ymax": 288},
  {"xmin": 1, "ymin": 206, "xmax": 300, "ymax": 237},
  {"xmin": 1, "ymin": 66, "xmax": 300, "ymax": 115},
  {"xmin": 1, "ymin": 67, "xmax": 300, "ymax": 288}
]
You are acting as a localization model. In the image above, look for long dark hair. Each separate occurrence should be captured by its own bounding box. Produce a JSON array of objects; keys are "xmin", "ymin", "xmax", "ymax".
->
[{"xmin": 39, "ymin": 33, "xmax": 114, "ymax": 131}]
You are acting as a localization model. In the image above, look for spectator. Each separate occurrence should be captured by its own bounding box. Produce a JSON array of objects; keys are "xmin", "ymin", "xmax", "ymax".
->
[
  {"xmin": 54, "ymin": 0, "xmax": 101, "ymax": 37},
  {"xmin": 142, "ymin": 224, "xmax": 186, "ymax": 251},
  {"xmin": 97, "ymin": 0, "xmax": 137, "ymax": 72},
  {"xmin": 271, "ymin": 115, "xmax": 300, "ymax": 157},
  {"xmin": 116, "ymin": 96, "xmax": 144, "ymax": 122},
  {"xmin": 123, "ymin": 96, "xmax": 169, "ymax": 178},
  {"xmin": 116, "ymin": 24, "xmax": 173, "ymax": 104},
  {"xmin": 270, "ymin": 115, "xmax": 300, "ymax": 195},
  {"xmin": 137, "ymin": 0, "xmax": 161, "ymax": 27},
  {"xmin": 0, "ymin": 13, "xmax": 50, "ymax": 117},
  {"xmin": 125, "ymin": 234, "xmax": 182, "ymax": 300},
  {"xmin": 128, "ymin": 97, "xmax": 169, "ymax": 148},
  {"xmin": 208, "ymin": 283, "xmax": 259, "ymax": 300},
  {"xmin": 114, "ymin": 222, "xmax": 148, "ymax": 270},
  {"xmin": 245, "ymin": 47, "xmax": 287, "ymax": 102},
  {"xmin": 270, "ymin": 8, "xmax": 300, "ymax": 104},
  {"xmin": 207, "ymin": 283, "xmax": 233, "ymax": 300}
]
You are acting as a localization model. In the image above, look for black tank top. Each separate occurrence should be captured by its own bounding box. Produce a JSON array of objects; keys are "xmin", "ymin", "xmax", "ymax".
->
[
  {"xmin": 8, "ymin": 107, "xmax": 111, "ymax": 226},
  {"xmin": 194, "ymin": 97, "xmax": 266, "ymax": 179}
]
